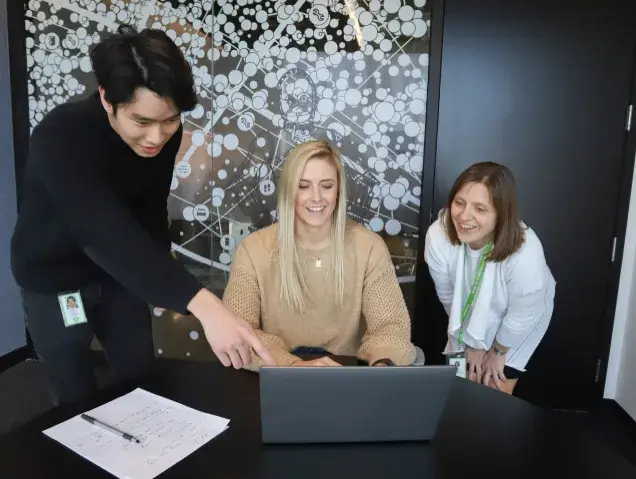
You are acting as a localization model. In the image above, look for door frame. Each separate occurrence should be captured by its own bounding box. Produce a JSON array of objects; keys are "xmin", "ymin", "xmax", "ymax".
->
[
  {"xmin": 596, "ymin": 45, "xmax": 636, "ymax": 400},
  {"xmin": 2, "ymin": 0, "xmax": 33, "ymax": 367},
  {"xmin": 7, "ymin": 0, "xmax": 28, "ymax": 208},
  {"xmin": 413, "ymin": 0, "xmax": 445, "ymax": 361},
  {"xmin": 413, "ymin": 0, "xmax": 636, "ymax": 409},
  {"xmin": 416, "ymin": 0, "xmax": 446, "ymax": 232}
]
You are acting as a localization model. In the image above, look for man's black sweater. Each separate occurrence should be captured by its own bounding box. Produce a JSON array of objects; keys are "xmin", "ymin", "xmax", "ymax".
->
[{"xmin": 11, "ymin": 92, "xmax": 202, "ymax": 314}]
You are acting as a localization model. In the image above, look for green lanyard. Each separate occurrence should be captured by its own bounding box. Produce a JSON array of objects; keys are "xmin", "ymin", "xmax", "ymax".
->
[{"xmin": 457, "ymin": 242, "xmax": 493, "ymax": 348}]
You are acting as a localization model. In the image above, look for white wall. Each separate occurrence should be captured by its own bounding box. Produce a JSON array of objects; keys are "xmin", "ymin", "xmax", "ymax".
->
[
  {"xmin": 616, "ymin": 299, "xmax": 636, "ymax": 418},
  {"xmin": 605, "ymin": 152, "xmax": 636, "ymax": 420}
]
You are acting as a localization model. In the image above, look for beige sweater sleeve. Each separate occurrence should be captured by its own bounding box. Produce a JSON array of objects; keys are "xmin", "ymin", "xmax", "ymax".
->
[
  {"xmin": 222, "ymin": 242, "xmax": 299, "ymax": 370},
  {"xmin": 357, "ymin": 236, "xmax": 417, "ymax": 366}
]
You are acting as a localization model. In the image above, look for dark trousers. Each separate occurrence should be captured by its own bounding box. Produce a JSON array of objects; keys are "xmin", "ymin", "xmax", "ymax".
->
[{"xmin": 22, "ymin": 279, "xmax": 155, "ymax": 406}]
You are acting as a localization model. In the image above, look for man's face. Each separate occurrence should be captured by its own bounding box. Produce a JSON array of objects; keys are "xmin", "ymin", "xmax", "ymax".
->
[{"xmin": 99, "ymin": 87, "xmax": 182, "ymax": 158}]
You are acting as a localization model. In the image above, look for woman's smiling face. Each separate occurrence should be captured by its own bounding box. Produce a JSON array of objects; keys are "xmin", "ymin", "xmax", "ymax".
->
[{"xmin": 450, "ymin": 181, "xmax": 497, "ymax": 249}]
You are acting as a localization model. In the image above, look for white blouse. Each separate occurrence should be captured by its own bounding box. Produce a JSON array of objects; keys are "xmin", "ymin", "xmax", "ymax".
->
[{"xmin": 424, "ymin": 212, "xmax": 556, "ymax": 371}]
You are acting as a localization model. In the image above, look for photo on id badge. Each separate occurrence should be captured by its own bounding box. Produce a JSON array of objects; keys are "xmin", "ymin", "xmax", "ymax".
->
[
  {"xmin": 58, "ymin": 292, "xmax": 88, "ymax": 327},
  {"xmin": 448, "ymin": 356, "xmax": 467, "ymax": 379}
]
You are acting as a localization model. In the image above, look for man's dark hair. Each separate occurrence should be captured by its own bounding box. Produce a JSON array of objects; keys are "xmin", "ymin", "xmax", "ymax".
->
[{"xmin": 90, "ymin": 25, "xmax": 197, "ymax": 114}]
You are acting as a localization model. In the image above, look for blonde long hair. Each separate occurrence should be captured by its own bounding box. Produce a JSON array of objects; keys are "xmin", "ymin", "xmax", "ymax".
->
[{"xmin": 276, "ymin": 140, "xmax": 348, "ymax": 313}]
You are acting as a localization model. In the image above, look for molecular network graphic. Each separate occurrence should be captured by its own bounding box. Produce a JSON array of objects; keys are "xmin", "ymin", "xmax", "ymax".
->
[{"xmin": 25, "ymin": 0, "xmax": 431, "ymax": 357}]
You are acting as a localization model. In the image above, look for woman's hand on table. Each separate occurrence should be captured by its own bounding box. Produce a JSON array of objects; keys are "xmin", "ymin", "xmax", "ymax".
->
[
  {"xmin": 465, "ymin": 346, "xmax": 486, "ymax": 382},
  {"xmin": 290, "ymin": 357, "xmax": 342, "ymax": 367},
  {"xmin": 481, "ymin": 349, "xmax": 507, "ymax": 390}
]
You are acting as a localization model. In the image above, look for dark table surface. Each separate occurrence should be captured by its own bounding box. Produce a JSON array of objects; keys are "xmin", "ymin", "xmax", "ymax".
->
[{"xmin": 1, "ymin": 356, "xmax": 634, "ymax": 479}]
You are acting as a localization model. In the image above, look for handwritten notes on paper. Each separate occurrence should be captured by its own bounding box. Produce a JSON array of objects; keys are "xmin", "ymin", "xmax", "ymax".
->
[{"xmin": 43, "ymin": 388, "xmax": 230, "ymax": 479}]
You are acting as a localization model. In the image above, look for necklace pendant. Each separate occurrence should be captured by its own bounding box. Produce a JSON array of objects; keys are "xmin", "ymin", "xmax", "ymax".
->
[{"xmin": 315, "ymin": 259, "xmax": 322, "ymax": 268}]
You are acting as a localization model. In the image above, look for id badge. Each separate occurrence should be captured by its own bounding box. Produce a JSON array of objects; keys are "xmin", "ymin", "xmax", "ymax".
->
[
  {"xmin": 58, "ymin": 291, "xmax": 88, "ymax": 327},
  {"xmin": 446, "ymin": 352, "xmax": 467, "ymax": 379}
]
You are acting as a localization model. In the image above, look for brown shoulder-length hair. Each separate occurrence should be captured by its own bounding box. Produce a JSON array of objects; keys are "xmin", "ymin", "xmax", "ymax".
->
[{"xmin": 443, "ymin": 162, "xmax": 525, "ymax": 262}]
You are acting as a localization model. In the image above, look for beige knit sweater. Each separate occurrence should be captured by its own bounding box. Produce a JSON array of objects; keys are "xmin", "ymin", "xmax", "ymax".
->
[{"xmin": 222, "ymin": 221, "xmax": 416, "ymax": 370}]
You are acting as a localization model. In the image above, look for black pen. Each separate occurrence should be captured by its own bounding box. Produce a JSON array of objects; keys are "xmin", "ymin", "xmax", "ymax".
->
[{"xmin": 80, "ymin": 414, "xmax": 141, "ymax": 444}]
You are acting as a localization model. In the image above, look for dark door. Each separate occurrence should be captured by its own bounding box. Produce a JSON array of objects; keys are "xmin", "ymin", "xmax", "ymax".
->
[{"xmin": 416, "ymin": 0, "xmax": 636, "ymax": 409}]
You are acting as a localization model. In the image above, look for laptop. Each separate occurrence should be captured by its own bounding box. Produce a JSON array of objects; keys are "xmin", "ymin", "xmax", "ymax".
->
[{"xmin": 259, "ymin": 365, "xmax": 457, "ymax": 444}]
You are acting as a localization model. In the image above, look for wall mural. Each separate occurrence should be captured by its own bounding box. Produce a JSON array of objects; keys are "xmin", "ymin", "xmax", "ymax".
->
[{"xmin": 24, "ymin": 0, "xmax": 431, "ymax": 360}]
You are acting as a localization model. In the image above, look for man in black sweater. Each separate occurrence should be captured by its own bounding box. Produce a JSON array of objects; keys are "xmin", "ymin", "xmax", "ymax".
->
[{"xmin": 10, "ymin": 26, "xmax": 274, "ymax": 405}]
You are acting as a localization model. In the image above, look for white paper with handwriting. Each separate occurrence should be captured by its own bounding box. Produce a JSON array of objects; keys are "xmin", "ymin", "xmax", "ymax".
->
[{"xmin": 43, "ymin": 388, "xmax": 230, "ymax": 479}]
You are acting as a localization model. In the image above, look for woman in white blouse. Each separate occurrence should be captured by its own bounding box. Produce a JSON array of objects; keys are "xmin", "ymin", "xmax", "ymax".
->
[{"xmin": 424, "ymin": 162, "xmax": 556, "ymax": 394}]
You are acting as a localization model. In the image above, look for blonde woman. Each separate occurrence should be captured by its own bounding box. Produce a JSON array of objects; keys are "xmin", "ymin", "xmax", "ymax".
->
[{"xmin": 223, "ymin": 140, "xmax": 417, "ymax": 369}]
